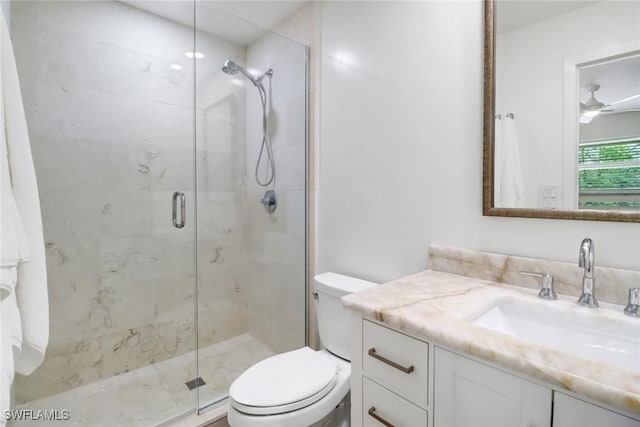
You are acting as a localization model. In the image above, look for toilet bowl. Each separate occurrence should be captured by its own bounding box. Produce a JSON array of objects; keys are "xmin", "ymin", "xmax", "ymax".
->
[
  {"xmin": 227, "ymin": 348, "xmax": 350, "ymax": 427},
  {"xmin": 227, "ymin": 273, "xmax": 376, "ymax": 427}
]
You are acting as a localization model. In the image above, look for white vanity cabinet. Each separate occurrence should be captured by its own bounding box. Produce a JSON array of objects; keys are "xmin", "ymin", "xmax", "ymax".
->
[
  {"xmin": 350, "ymin": 316, "xmax": 640, "ymax": 427},
  {"xmin": 357, "ymin": 319, "xmax": 430, "ymax": 426},
  {"xmin": 433, "ymin": 347, "xmax": 551, "ymax": 427},
  {"xmin": 363, "ymin": 377, "xmax": 428, "ymax": 427},
  {"xmin": 553, "ymin": 393, "xmax": 640, "ymax": 427},
  {"xmin": 363, "ymin": 320, "xmax": 429, "ymax": 407}
]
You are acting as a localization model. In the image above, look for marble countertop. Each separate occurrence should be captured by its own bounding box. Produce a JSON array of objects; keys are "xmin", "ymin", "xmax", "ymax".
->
[{"xmin": 342, "ymin": 270, "xmax": 640, "ymax": 415}]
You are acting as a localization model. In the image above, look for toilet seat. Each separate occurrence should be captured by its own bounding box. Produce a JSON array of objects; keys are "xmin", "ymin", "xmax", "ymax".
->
[
  {"xmin": 228, "ymin": 349, "xmax": 352, "ymax": 427},
  {"xmin": 230, "ymin": 347, "xmax": 339, "ymax": 416}
]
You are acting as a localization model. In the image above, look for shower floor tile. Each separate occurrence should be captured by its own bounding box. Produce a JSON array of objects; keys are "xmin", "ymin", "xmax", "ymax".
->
[{"xmin": 14, "ymin": 334, "xmax": 275, "ymax": 427}]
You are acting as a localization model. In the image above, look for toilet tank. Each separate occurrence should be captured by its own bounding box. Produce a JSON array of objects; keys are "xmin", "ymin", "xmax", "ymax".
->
[{"xmin": 314, "ymin": 272, "xmax": 377, "ymax": 361}]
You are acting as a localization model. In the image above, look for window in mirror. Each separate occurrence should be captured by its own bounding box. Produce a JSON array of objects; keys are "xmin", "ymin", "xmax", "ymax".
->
[
  {"xmin": 577, "ymin": 53, "xmax": 640, "ymax": 210},
  {"xmin": 578, "ymin": 138, "xmax": 640, "ymax": 209}
]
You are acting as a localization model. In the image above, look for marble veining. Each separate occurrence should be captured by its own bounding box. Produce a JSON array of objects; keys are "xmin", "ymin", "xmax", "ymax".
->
[
  {"xmin": 15, "ymin": 334, "xmax": 274, "ymax": 427},
  {"xmin": 343, "ymin": 266, "xmax": 640, "ymax": 415},
  {"xmin": 429, "ymin": 245, "xmax": 640, "ymax": 306}
]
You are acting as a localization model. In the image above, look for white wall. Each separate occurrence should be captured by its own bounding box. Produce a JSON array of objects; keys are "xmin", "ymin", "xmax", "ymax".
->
[
  {"xmin": 318, "ymin": 0, "xmax": 640, "ymax": 285},
  {"xmin": 496, "ymin": 1, "xmax": 640, "ymax": 209},
  {"xmin": 1, "ymin": 0, "xmax": 10, "ymax": 26},
  {"xmin": 580, "ymin": 112, "xmax": 640, "ymax": 142}
]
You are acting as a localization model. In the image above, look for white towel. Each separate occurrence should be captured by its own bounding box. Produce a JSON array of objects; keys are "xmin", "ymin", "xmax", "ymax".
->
[
  {"xmin": 1, "ymin": 294, "xmax": 21, "ymax": 427},
  {"xmin": 0, "ymin": 33, "xmax": 26, "ymax": 419},
  {"xmin": 1, "ymin": 9, "xmax": 48, "ymax": 380},
  {"xmin": 499, "ymin": 117, "xmax": 524, "ymax": 208},
  {"xmin": 1, "ymin": 95, "xmax": 29, "ymax": 299}
]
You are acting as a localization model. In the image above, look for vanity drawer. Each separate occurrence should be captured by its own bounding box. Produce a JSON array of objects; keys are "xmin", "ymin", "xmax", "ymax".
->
[
  {"xmin": 363, "ymin": 377, "xmax": 428, "ymax": 427},
  {"xmin": 362, "ymin": 319, "xmax": 428, "ymax": 408}
]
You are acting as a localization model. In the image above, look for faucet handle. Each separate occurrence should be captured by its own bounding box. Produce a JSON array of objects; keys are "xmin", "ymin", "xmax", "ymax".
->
[
  {"xmin": 624, "ymin": 288, "xmax": 640, "ymax": 318},
  {"xmin": 520, "ymin": 271, "xmax": 557, "ymax": 300}
]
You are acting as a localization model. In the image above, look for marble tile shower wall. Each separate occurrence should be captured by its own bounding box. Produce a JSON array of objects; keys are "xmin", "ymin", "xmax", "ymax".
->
[
  {"xmin": 11, "ymin": 1, "xmax": 247, "ymax": 402},
  {"xmin": 195, "ymin": 48, "xmax": 249, "ymax": 350}
]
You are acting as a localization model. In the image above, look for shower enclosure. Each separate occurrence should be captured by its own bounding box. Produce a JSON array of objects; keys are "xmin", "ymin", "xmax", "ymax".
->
[{"xmin": 8, "ymin": 1, "xmax": 307, "ymax": 424}]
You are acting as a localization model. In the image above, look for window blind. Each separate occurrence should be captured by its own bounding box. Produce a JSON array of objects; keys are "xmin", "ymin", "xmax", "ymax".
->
[{"xmin": 578, "ymin": 138, "xmax": 640, "ymax": 209}]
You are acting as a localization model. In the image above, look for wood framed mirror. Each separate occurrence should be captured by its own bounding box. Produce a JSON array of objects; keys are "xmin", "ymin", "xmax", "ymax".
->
[{"xmin": 483, "ymin": 0, "xmax": 640, "ymax": 223}]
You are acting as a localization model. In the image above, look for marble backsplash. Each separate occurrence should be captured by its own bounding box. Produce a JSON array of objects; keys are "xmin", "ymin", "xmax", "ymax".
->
[{"xmin": 428, "ymin": 245, "xmax": 639, "ymax": 306}]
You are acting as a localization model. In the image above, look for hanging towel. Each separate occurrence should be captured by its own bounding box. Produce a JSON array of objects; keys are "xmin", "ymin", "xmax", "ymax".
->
[
  {"xmin": 0, "ymin": 22, "xmax": 27, "ymax": 418},
  {"xmin": 1, "ymin": 296, "xmax": 17, "ymax": 427},
  {"xmin": 0, "ymin": 9, "xmax": 48, "ymax": 382},
  {"xmin": 1, "ymin": 93, "xmax": 29, "ymax": 299},
  {"xmin": 1, "ymin": 292, "xmax": 22, "ymax": 421},
  {"xmin": 499, "ymin": 117, "xmax": 524, "ymax": 208}
]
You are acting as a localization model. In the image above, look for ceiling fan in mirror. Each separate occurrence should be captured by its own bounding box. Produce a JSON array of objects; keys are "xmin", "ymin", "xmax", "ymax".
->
[{"xmin": 579, "ymin": 83, "xmax": 640, "ymax": 124}]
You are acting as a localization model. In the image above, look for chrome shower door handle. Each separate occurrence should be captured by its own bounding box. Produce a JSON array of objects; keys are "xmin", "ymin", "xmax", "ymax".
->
[{"xmin": 172, "ymin": 191, "xmax": 185, "ymax": 229}]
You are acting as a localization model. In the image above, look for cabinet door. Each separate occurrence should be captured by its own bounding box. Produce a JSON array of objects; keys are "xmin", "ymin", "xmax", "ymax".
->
[
  {"xmin": 553, "ymin": 392, "xmax": 640, "ymax": 427},
  {"xmin": 363, "ymin": 320, "xmax": 429, "ymax": 408},
  {"xmin": 363, "ymin": 377, "xmax": 428, "ymax": 427},
  {"xmin": 434, "ymin": 347, "xmax": 551, "ymax": 427}
]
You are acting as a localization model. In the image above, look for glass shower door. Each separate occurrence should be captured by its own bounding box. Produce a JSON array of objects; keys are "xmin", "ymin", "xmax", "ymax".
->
[
  {"xmin": 9, "ymin": 1, "xmax": 200, "ymax": 425},
  {"xmin": 193, "ymin": 2, "xmax": 308, "ymax": 409}
]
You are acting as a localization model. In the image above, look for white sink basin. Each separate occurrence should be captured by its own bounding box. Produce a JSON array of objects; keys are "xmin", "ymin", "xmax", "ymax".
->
[{"xmin": 470, "ymin": 295, "xmax": 640, "ymax": 373}]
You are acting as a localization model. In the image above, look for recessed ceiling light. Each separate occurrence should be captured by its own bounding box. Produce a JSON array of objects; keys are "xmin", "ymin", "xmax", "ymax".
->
[
  {"xmin": 171, "ymin": 64, "xmax": 183, "ymax": 70},
  {"xmin": 185, "ymin": 51, "xmax": 205, "ymax": 59}
]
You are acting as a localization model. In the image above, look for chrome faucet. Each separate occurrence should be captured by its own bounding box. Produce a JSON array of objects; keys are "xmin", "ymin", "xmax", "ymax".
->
[{"xmin": 577, "ymin": 238, "xmax": 598, "ymax": 308}]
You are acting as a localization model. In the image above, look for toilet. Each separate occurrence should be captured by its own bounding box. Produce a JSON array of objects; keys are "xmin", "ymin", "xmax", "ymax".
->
[{"xmin": 227, "ymin": 272, "xmax": 377, "ymax": 427}]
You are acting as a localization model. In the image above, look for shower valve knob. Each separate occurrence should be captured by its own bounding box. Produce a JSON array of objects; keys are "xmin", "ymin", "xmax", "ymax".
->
[
  {"xmin": 261, "ymin": 190, "xmax": 277, "ymax": 213},
  {"xmin": 262, "ymin": 195, "xmax": 275, "ymax": 205}
]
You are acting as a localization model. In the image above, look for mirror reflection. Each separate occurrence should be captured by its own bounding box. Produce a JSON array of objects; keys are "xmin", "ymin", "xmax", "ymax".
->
[
  {"xmin": 493, "ymin": 0, "xmax": 640, "ymax": 212},
  {"xmin": 577, "ymin": 54, "xmax": 640, "ymax": 210}
]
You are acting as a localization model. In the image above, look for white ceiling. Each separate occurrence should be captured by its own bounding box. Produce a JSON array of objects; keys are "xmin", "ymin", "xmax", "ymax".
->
[
  {"xmin": 496, "ymin": 0, "xmax": 639, "ymax": 112},
  {"xmin": 496, "ymin": 0, "xmax": 598, "ymax": 33},
  {"xmin": 580, "ymin": 54, "xmax": 640, "ymax": 111},
  {"xmin": 121, "ymin": 0, "xmax": 308, "ymax": 45}
]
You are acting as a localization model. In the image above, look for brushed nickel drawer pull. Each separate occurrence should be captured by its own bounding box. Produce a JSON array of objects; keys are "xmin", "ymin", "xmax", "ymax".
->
[
  {"xmin": 368, "ymin": 406, "xmax": 395, "ymax": 427},
  {"xmin": 368, "ymin": 347, "xmax": 414, "ymax": 374}
]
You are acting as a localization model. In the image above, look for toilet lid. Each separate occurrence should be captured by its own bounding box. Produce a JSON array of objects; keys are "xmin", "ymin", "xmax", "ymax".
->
[{"xmin": 229, "ymin": 347, "xmax": 339, "ymax": 415}]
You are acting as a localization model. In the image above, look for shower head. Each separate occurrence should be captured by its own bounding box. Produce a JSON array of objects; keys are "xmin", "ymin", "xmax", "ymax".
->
[
  {"xmin": 222, "ymin": 60, "xmax": 276, "ymax": 195},
  {"xmin": 222, "ymin": 60, "xmax": 240, "ymax": 75},
  {"xmin": 222, "ymin": 60, "xmax": 258, "ymax": 86}
]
